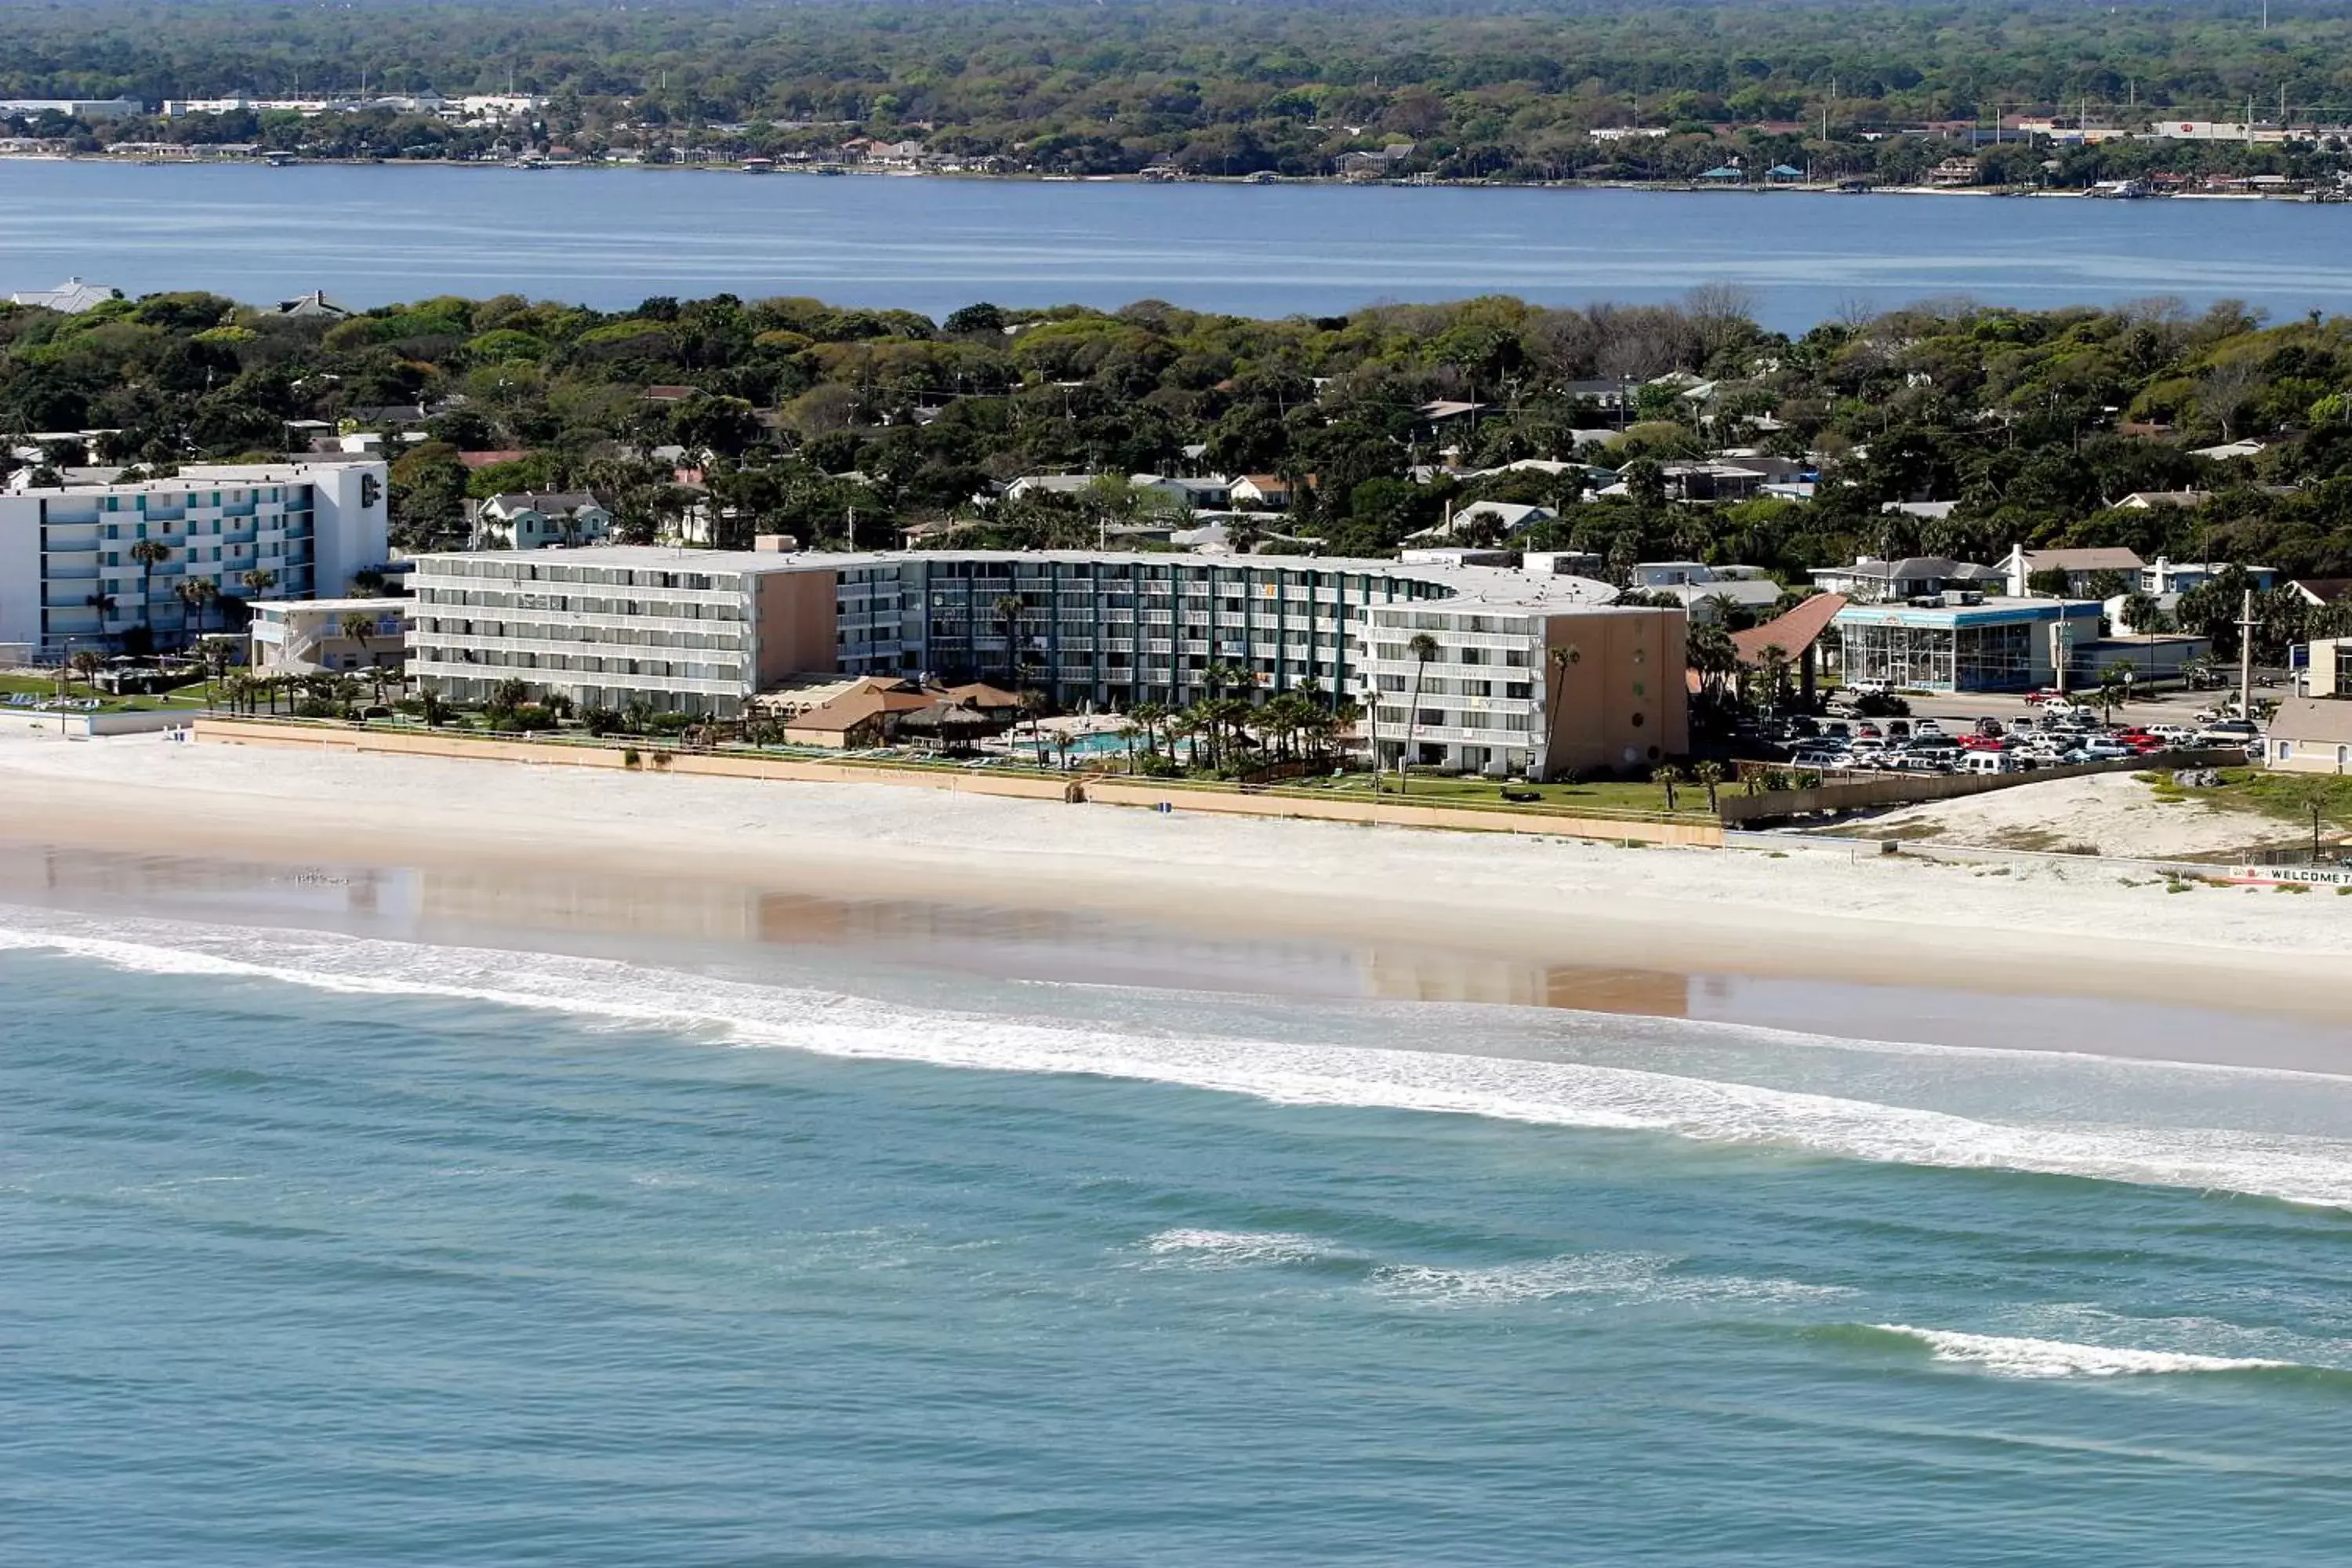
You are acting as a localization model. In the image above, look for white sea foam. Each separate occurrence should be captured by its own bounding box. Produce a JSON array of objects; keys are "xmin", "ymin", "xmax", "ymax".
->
[
  {"xmin": 1142, "ymin": 1228, "xmax": 1348, "ymax": 1266},
  {"xmin": 1871, "ymin": 1324, "xmax": 2297, "ymax": 1379},
  {"xmin": 9, "ymin": 907, "xmax": 2352, "ymax": 1207},
  {"xmin": 1371, "ymin": 1250, "xmax": 1853, "ymax": 1308}
]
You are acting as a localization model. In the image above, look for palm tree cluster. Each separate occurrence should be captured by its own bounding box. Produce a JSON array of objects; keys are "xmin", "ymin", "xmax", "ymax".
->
[
  {"xmin": 216, "ymin": 669, "xmax": 370, "ymax": 717},
  {"xmin": 1109, "ymin": 665, "xmax": 1359, "ymax": 779}
]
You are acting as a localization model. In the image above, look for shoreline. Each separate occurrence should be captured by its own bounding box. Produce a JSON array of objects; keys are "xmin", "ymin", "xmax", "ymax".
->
[
  {"xmin": 3, "ymin": 731, "xmax": 2350, "ymax": 1045},
  {"xmin": 6, "ymin": 154, "xmax": 2343, "ymax": 205}
]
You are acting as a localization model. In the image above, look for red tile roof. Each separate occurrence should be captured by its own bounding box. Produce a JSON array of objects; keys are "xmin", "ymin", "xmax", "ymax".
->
[{"xmin": 1733, "ymin": 593, "xmax": 1846, "ymax": 666}]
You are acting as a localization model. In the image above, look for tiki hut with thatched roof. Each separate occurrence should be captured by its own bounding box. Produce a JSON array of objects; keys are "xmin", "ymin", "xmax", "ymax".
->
[{"xmin": 895, "ymin": 699, "xmax": 1007, "ymax": 753}]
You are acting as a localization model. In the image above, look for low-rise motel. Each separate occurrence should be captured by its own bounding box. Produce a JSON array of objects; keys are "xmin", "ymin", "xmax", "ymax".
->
[{"xmin": 406, "ymin": 546, "xmax": 1688, "ymax": 779}]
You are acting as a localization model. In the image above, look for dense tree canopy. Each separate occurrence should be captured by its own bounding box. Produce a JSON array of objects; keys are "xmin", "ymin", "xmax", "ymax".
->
[{"xmin": 9, "ymin": 0, "xmax": 2352, "ymax": 181}]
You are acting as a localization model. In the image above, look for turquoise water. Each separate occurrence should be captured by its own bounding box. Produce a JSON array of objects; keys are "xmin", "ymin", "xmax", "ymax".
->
[
  {"xmin": 6, "ymin": 903, "xmax": 2352, "ymax": 1563},
  {"xmin": 8, "ymin": 160, "xmax": 2352, "ymax": 329}
]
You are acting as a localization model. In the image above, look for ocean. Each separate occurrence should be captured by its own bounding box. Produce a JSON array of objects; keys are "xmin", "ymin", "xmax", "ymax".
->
[
  {"xmin": 5, "ymin": 887, "xmax": 2351, "ymax": 1565},
  {"xmin": 7, "ymin": 160, "xmax": 2352, "ymax": 330}
]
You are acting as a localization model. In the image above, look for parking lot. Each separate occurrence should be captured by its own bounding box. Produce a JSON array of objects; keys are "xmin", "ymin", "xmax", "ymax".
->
[{"xmin": 1739, "ymin": 677, "xmax": 2285, "ymax": 776}]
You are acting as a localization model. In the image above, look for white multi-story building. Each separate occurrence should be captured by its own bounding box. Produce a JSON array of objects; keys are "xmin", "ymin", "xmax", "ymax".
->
[
  {"xmin": 404, "ymin": 546, "xmax": 1685, "ymax": 776},
  {"xmin": 0, "ymin": 460, "xmax": 389, "ymax": 655},
  {"xmin": 249, "ymin": 597, "xmax": 410, "ymax": 677}
]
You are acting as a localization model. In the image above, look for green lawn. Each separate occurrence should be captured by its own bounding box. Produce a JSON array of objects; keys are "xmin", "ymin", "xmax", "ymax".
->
[
  {"xmin": 1279, "ymin": 771, "xmax": 1704, "ymax": 816},
  {"xmin": 2147, "ymin": 767, "xmax": 2352, "ymax": 829},
  {"xmin": 0, "ymin": 672, "xmax": 212, "ymax": 713}
]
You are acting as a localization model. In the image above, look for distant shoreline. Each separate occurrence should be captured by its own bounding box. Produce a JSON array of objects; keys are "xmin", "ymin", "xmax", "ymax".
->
[{"xmin": 4, "ymin": 152, "xmax": 2344, "ymax": 204}]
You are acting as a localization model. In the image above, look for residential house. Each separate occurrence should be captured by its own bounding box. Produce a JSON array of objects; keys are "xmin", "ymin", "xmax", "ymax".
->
[
  {"xmin": 1403, "ymin": 500, "xmax": 1555, "ymax": 543},
  {"xmin": 1628, "ymin": 561, "xmax": 1784, "ymax": 622},
  {"xmin": 1653, "ymin": 461, "xmax": 1771, "ymax": 503},
  {"xmin": 269, "ymin": 290, "xmax": 354, "ymax": 320},
  {"xmin": 2116, "ymin": 490, "xmax": 2209, "ymax": 512},
  {"xmin": 1130, "ymin": 474, "xmax": 1232, "ymax": 512},
  {"xmin": 2263, "ymin": 697, "xmax": 2352, "ymax": 774},
  {"xmin": 1229, "ymin": 474, "xmax": 1294, "ymax": 510},
  {"xmin": 2189, "ymin": 439, "xmax": 2265, "ymax": 461},
  {"xmin": 470, "ymin": 492, "xmax": 613, "ymax": 550},
  {"xmin": 2289, "ymin": 578, "xmax": 2352, "ymax": 609},
  {"xmin": 2001, "ymin": 545, "xmax": 2147, "ymax": 597},
  {"xmin": 1882, "ymin": 499, "xmax": 1959, "ymax": 522},
  {"xmin": 8, "ymin": 278, "xmax": 122, "ymax": 314},
  {"xmin": 1002, "ymin": 474, "xmax": 1105, "ymax": 502},
  {"xmin": 1807, "ymin": 555, "xmax": 2005, "ymax": 604},
  {"xmin": 2143, "ymin": 557, "xmax": 2276, "ymax": 593}
]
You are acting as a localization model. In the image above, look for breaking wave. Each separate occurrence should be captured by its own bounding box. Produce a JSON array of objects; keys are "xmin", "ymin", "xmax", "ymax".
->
[
  {"xmin": 8, "ymin": 907, "xmax": 2352, "ymax": 1207},
  {"xmin": 1840, "ymin": 1323, "xmax": 2314, "ymax": 1380}
]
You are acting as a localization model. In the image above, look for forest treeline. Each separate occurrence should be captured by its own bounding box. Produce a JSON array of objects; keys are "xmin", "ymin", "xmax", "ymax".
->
[
  {"xmin": 9, "ymin": 281, "xmax": 2352, "ymax": 657},
  {"xmin": 9, "ymin": 0, "xmax": 2352, "ymax": 183}
]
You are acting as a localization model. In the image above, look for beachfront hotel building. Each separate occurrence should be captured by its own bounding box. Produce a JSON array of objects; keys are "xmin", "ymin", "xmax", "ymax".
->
[
  {"xmin": 0, "ymin": 460, "xmax": 390, "ymax": 655},
  {"xmin": 405, "ymin": 546, "xmax": 1685, "ymax": 776}
]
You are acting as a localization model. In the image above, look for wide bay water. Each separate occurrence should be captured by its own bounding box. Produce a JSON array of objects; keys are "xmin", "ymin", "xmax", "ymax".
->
[
  {"xmin": 5, "ymin": 880, "xmax": 2352, "ymax": 1565},
  {"xmin": 9, "ymin": 160, "xmax": 2352, "ymax": 330}
]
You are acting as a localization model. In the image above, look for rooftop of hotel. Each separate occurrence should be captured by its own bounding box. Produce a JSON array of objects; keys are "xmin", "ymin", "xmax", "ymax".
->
[
  {"xmin": 16, "ymin": 458, "xmax": 380, "ymax": 495},
  {"xmin": 411, "ymin": 544, "xmax": 1626, "ymax": 609}
]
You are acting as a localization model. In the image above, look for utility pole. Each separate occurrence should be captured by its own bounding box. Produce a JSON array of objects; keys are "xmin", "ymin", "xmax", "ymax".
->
[{"xmin": 2238, "ymin": 587, "xmax": 2258, "ymax": 718}]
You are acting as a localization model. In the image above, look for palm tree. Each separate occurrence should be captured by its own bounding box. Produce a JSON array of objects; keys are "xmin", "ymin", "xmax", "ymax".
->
[
  {"xmin": 1017, "ymin": 688, "xmax": 1049, "ymax": 765},
  {"xmin": 1654, "ymin": 763, "xmax": 1684, "ymax": 811},
  {"xmin": 993, "ymin": 593, "xmax": 1025, "ymax": 686},
  {"xmin": 128, "ymin": 536, "xmax": 171, "ymax": 638},
  {"xmin": 241, "ymin": 568, "xmax": 278, "ymax": 604},
  {"xmin": 1756, "ymin": 642, "xmax": 1791, "ymax": 715},
  {"xmin": 2095, "ymin": 662, "xmax": 2134, "ymax": 724},
  {"xmin": 1399, "ymin": 631, "xmax": 1439, "ymax": 789},
  {"xmin": 1692, "ymin": 760, "xmax": 1727, "ymax": 813},
  {"xmin": 175, "ymin": 577, "xmax": 219, "ymax": 644},
  {"xmin": 340, "ymin": 611, "xmax": 379, "ymax": 676},
  {"xmin": 1129, "ymin": 700, "xmax": 1168, "ymax": 760},
  {"xmin": 1686, "ymin": 619, "xmax": 1740, "ymax": 705}
]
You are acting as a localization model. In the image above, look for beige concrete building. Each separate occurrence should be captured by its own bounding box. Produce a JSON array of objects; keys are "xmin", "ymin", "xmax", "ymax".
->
[{"xmin": 2264, "ymin": 697, "xmax": 2352, "ymax": 774}]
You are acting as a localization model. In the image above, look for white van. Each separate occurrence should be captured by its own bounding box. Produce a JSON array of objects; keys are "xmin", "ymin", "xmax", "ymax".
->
[{"xmin": 1960, "ymin": 750, "xmax": 2014, "ymax": 775}]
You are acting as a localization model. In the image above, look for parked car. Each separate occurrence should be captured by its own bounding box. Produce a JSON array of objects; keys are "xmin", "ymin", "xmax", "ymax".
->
[
  {"xmin": 1973, "ymin": 717, "xmax": 2006, "ymax": 739},
  {"xmin": 1912, "ymin": 718, "xmax": 1946, "ymax": 737},
  {"xmin": 1846, "ymin": 679, "xmax": 1893, "ymax": 699},
  {"xmin": 2077, "ymin": 739, "xmax": 2134, "ymax": 760},
  {"xmin": 1791, "ymin": 749, "xmax": 1847, "ymax": 770},
  {"xmin": 2197, "ymin": 719, "xmax": 2260, "ymax": 746},
  {"xmin": 2147, "ymin": 724, "xmax": 2194, "ymax": 745},
  {"xmin": 1960, "ymin": 750, "xmax": 2016, "ymax": 775}
]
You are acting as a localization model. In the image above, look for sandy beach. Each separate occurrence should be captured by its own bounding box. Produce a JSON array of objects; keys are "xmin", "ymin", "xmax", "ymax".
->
[{"xmin": 0, "ymin": 728, "xmax": 2343, "ymax": 1030}]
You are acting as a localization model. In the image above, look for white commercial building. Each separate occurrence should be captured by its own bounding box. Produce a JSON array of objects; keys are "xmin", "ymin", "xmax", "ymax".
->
[
  {"xmin": 404, "ymin": 546, "xmax": 1674, "ymax": 776},
  {"xmin": 0, "ymin": 460, "xmax": 389, "ymax": 655},
  {"xmin": 249, "ymin": 597, "xmax": 410, "ymax": 677}
]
